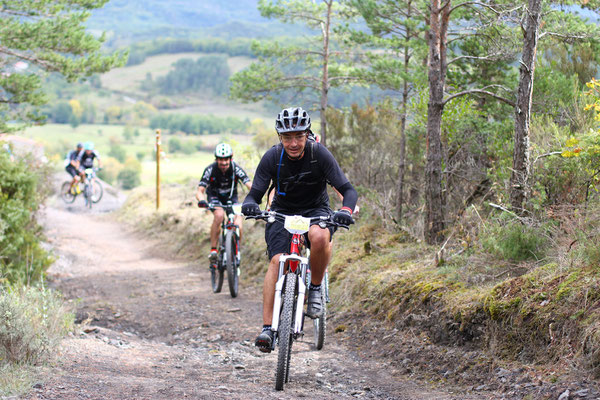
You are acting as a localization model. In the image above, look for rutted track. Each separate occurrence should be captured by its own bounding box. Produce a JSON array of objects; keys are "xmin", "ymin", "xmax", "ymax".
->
[{"xmin": 27, "ymin": 187, "xmax": 477, "ymax": 400}]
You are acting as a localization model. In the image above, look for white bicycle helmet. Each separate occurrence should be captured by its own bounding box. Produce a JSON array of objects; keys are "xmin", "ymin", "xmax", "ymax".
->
[
  {"xmin": 275, "ymin": 107, "xmax": 311, "ymax": 134},
  {"xmin": 215, "ymin": 142, "xmax": 233, "ymax": 158}
]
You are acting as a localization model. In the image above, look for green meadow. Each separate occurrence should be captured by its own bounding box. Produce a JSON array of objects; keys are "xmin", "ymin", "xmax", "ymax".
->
[{"xmin": 21, "ymin": 123, "xmax": 253, "ymax": 187}]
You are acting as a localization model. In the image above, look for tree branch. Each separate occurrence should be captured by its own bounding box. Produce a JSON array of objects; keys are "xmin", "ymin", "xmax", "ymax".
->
[
  {"xmin": 448, "ymin": 52, "xmax": 507, "ymax": 64},
  {"xmin": 443, "ymin": 86, "xmax": 515, "ymax": 107},
  {"xmin": 533, "ymin": 151, "xmax": 562, "ymax": 165}
]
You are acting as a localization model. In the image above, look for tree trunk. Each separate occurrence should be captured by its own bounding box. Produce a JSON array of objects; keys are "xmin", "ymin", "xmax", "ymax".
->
[
  {"xmin": 509, "ymin": 0, "xmax": 542, "ymax": 214},
  {"xmin": 320, "ymin": 1, "xmax": 333, "ymax": 146},
  {"xmin": 395, "ymin": 1, "xmax": 413, "ymax": 224},
  {"xmin": 396, "ymin": 91, "xmax": 407, "ymax": 223},
  {"xmin": 424, "ymin": 0, "xmax": 449, "ymax": 244}
]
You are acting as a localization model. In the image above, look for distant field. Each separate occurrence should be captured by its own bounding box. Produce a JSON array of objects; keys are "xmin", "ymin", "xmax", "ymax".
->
[
  {"xmin": 101, "ymin": 52, "xmax": 203, "ymax": 93},
  {"xmin": 96, "ymin": 51, "xmax": 271, "ymax": 121},
  {"xmin": 21, "ymin": 123, "xmax": 255, "ymax": 186},
  {"xmin": 100, "ymin": 52, "xmax": 254, "ymax": 94}
]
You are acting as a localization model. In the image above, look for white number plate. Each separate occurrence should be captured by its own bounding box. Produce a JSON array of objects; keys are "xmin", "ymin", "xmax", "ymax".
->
[
  {"xmin": 284, "ymin": 215, "xmax": 310, "ymax": 234},
  {"xmin": 232, "ymin": 204, "xmax": 242, "ymax": 215}
]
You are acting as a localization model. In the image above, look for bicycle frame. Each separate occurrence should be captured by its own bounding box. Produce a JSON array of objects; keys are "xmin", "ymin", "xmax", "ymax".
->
[
  {"xmin": 271, "ymin": 237, "xmax": 309, "ymax": 336},
  {"xmin": 210, "ymin": 202, "xmax": 241, "ymax": 263}
]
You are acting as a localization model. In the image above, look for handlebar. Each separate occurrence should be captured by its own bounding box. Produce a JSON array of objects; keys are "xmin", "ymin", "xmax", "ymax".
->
[
  {"xmin": 206, "ymin": 201, "xmax": 241, "ymax": 215},
  {"xmin": 245, "ymin": 210, "xmax": 351, "ymax": 230}
]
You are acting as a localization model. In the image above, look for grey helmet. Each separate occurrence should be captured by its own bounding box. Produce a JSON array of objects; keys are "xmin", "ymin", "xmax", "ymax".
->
[
  {"xmin": 215, "ymin": 142, "xmax": 233, "ymax": 158},
  {"xmin": 275, "ymin": 107, "xmax": 311, "ymax": 134}
]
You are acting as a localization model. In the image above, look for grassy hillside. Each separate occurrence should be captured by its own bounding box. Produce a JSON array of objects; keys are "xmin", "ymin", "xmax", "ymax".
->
[{"xmin": 115, "ymin": 182, "xmax": 600, "ymax": 390}]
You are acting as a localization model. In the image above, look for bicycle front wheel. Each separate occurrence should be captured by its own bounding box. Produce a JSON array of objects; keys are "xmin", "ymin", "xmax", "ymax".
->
[
  {"xmin": 313, "ymin": 289, "xmax": 327, "ymax": 350},
  {"xmin": 91, "ymin": 178, "xmax": 103, "ymax": 203},
  {"xmin": 84, "ymin": 184, "xmax": 92, "ymax": 209},
  {"xmin": 225, "ymin": 230, "xmax": 239, "ymax": 298},
  {"xmin": 60, "ymin": 181, "xmax": 76, "ymax": 204},
  {"xmin": 211, "ymin": 235, "xmax": 224, "ymax": 293},
  {"xmin": 211, "ymin": 265, "xmax": 224, "ymax": 293},
  {"xmin": 275, "ymin": 273, "xmax": 297, "ymax": 391}
]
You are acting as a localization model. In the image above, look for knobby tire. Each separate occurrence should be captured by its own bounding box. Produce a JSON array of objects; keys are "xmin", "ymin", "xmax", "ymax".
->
[
  {"xmin": 314, "ymin": 289, "xmax": 326, "ymax": 350},
  {"xmin": 60, "ymin": 181, "xmax": 76, "ymax": 204},
  {"xmin": 226, "ymin": 230, "xmax": 239, "ymax": 298},
  {"xmin": 275, "ymin": 273, "xmax": 297, "ymax": 391},
  {"xmin": 91, "ymin": 178, "xmax": 103, "ymax": 203},
  {"xmin": 85, "ymin": 184, "xmax": 92, "ymax": 209},
  {"xmin": 211, "ymin": 235, "xmax": 224, "ymax": 293}
]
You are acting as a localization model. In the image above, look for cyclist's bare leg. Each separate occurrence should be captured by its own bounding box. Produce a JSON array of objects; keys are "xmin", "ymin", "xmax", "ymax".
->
[
  {"xmin": 263, "ymin": 254, "xmax": 282, "ymax": 325},
  {"xmin": 211, "ymin": 208, "xmax": 225, "ymax": 249},
  {"xmin": 234, "ymin": 214, "xmax": 243, "ymax": 242},
  {"xmin": 307, "ymin": 225, "xmax": 331, "ymax": 285},
  {"xmin": 69, "ymin": 175, "xmax": 79, "ymax": 191}
]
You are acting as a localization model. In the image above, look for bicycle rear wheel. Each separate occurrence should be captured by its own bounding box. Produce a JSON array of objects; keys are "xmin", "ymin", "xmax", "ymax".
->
[
  {"xmin": 275, "ymin": 273, "xmax": 297, "ymax": 391},
  {"xmin": 226, "ymin": 230, "xmax": 239, "ymax": 298},
  {"xmin": 60, "ymin": 181, "xmax": 76, "ymax": 204},
  {"xmin": 91, "ymin": 178, "xmax": 103, "ymax": 203}
]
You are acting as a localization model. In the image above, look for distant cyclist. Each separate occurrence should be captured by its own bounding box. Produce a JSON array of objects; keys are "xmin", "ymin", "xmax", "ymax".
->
[
  {"xmin": 65, "ymin": 142, "xmax": 83, "ymax": 194},
  {"xmin": 196, "ymin": 143, "xmax": 252, "ymax": 262},
  {"xmin": 241, "ymin": 107, "xmax": 357, "ymax": 352},
  {"xmin": 77, "ymin": 142, "xmax": 102, "ymax": 184}
]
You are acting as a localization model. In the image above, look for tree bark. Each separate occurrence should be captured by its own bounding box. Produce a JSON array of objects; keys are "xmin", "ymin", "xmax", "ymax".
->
[
  {"xmin": 509, "ymin": 0, "xmax": 542, "ymax": 214},
  {"xmin": 395, "ymin": 1, "xmax": 413, "ymax": 224},
  {"xmin": 319, "ymin": 0, "xmax": 333, "ymax": 146},
  {"xmin": 424, "ymin": 0, "xmax": 449, "ymax": 244}
]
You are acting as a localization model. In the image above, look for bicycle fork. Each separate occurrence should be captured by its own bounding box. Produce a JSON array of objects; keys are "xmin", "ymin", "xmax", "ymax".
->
[{"xmin": 271, "ymin": 254, "xmax": 309, "ymax": 336}]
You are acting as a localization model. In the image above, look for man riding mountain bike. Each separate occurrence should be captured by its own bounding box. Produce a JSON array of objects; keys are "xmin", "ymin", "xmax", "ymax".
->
[
  {"xmin": 241, "ymin": 107, "xmax": 358, "ymax": 352},
  {"xmin": 65, "ymin": 142, "xmax": 83, "ymax": 194},
  {"xmin": 77, "ymin": 142, "xmax": 103, "ymax": 183},
  {"xmin": 196, "ymin": 143, "xmax": 252, "ymax": 263}
]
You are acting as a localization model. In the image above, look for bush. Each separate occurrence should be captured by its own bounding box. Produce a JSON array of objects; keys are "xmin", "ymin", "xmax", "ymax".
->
[
  {"xmin": 0, "ymin": 152, "xmax": 52, "ymax": 284},
  {"xmin": 168, "ymin": 137, "xmax": 182, "ymax": 153},
  {"xmin": 108, "ymin": 143, "xmax": 126, "ymax": 163},
  {"xmin": 97, "ymin": 157, "xmax": 122, "ymax": 185},
  {"xmin": 481, "ymin": 215, "xmax": 549, "ymax": 262},
  {"xmin": 117, "ymin": 169, "xmax": 141, "ymax": 190},
  {"xmin": 0, "ymin": 286, "xmax": 73, "ymax": 365},
  {"xmin": 117, "ymin": 158, "xmax": 142, "ymax": 190}
]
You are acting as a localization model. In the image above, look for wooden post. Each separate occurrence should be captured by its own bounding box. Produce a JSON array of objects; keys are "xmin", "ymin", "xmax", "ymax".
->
[{"xmin": 156, "ymin": 129, "xmax": 161, "ymax": 210}]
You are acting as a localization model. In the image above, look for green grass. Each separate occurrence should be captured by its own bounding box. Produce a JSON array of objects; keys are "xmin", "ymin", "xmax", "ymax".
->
[
  {"xmin": 140, "ymin": 153, "xmax": 213, "ymax": 187},
  {"xmin": 21, "ymin": 123, "xmax": 256, "ymax": 186}
]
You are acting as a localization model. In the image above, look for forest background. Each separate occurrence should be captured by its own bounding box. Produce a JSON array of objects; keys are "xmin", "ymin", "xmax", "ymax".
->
[{"xmin": 2, "ymin": 0, "xmax": 600, "ymax": 395}]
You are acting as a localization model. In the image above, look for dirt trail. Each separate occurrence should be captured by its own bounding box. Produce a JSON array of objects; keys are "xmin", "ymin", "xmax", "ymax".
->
[{"xmin": 26, "ymin": 190, "xmax": 478, "ymax": 400}]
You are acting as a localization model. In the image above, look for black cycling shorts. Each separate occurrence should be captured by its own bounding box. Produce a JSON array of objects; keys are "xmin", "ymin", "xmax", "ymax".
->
[
  {"xmin": 65, "ymin": 165, "xmax": 79, "ymax": 177},
  {"xmin": 264, "ymin": 205, "xmax": 335, "ymax": 260}
]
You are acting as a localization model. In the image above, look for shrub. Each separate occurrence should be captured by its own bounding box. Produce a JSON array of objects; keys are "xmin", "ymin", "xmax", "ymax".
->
[
  {"xmin": 108, "ymin": 143, "xmax": 126, "ymax": 163},
  {"xmin": 168, "ymin": 137, "xmax": 182, "ymax": 153},
  {"xmin": 481, "ymin": 215, "xmax": 549, "ymax": 262},
  {"xmin": 117, "ymin": 157, "xmax": 142, "ymax": 190},
  {"xmin": 0, "ymin": 152, "xmax": 52, "ymax": 284},
  {"xmin": 97, "ymin": 157, "xmax": 122, "ymax": 185},
  {"xmin": 0, "ymin": 286, "xmax": 73, "ymax": 365}
]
